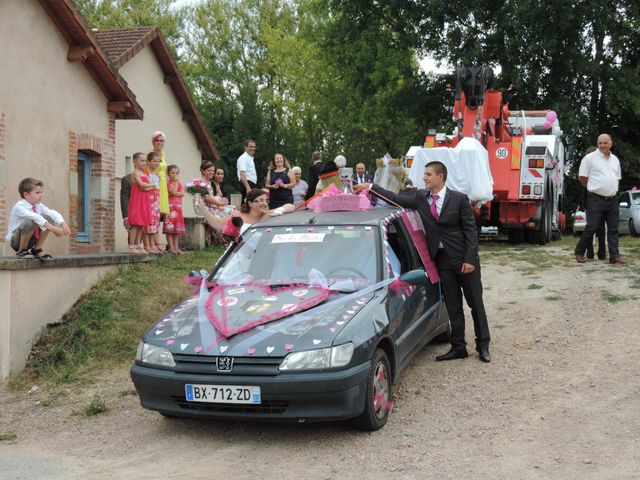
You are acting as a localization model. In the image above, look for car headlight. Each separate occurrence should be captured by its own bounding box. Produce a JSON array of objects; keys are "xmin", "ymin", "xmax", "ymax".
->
[
  {"xmin": 279, "ymin": 343, "xmax": 354, "ymax": 370},
  {"xmin": 136, "ymin": 341, "xmax": 176, "ymax": 367}
]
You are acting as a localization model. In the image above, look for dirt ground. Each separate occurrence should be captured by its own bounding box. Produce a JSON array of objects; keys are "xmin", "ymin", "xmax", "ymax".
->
[{"xmin": 1, "ymin": 241, "xmax": 639, "ymax": 480}]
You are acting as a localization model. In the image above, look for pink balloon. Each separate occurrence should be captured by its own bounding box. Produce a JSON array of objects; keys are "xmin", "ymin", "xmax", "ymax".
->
[
  {"xmin": 544, "ymin": 121, "xmax": 552, "ymax": 129},
  {"xmin": 545, "ymin": 110, "xmax": 557, "ymax": 123}
]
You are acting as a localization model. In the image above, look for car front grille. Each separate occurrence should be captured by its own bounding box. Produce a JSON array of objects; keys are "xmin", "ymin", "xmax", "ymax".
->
[
  {"xmin": 173, "ymin": 354, "xmax": 283, "ymax": 376},
  {"xmin": 171, "ymin": 396, "xmax": 289, "ymax": 414}
]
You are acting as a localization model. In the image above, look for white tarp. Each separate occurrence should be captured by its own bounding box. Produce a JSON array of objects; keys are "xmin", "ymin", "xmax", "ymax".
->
[{"xmin": 408, "ymin": 137, "xmax": 494, "ymax": 202}]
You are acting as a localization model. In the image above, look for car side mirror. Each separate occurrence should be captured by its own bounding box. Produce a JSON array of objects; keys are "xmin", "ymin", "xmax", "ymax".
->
[
  {"xmin": 619, "ymin": 202, "xmax": 629, "ymax": 208},
  {"xmin": 399, "ymin": 269, "xmax": 428, "ymax": 285}
]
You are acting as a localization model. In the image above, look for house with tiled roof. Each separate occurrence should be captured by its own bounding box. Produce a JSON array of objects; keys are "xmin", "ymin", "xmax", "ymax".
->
[
  {"xmin": 0, "ymin": 0, "xmax": 144, "ymax": 256},
  {"xmin": 95, "ymin": 26, "xmax": 218, "ymax": 251}
]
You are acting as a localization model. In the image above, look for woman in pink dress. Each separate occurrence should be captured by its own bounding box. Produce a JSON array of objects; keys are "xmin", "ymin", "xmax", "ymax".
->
[{"xmin": 163, "ymin": 164, "xmax": 186, "ymax": 253}]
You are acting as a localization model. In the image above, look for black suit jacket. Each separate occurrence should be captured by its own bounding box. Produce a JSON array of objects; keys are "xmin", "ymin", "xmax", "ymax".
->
[
  {"xmin": 372, "ymin": 185, "xmax": 479, "ymax": 266},
  {"xmin": 305, "ymin": 161, "xmax": 324, "ymax": 200},
  {"xmin": 120, "ymin": 174, "xmax": 132, "ymax": 219},
  {"xmin": 352, "ymin": 173, "xmax": 373, "ymax": 184}
]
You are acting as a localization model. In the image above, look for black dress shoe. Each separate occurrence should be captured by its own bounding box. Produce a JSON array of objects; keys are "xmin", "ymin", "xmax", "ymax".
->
[
  {"xmin": 478, "ymin": 347, "xmax": 491, "ymax": 363},
  {"xmin": 436, "ymin": 348, "xmax": 468, "ymax": 361}
]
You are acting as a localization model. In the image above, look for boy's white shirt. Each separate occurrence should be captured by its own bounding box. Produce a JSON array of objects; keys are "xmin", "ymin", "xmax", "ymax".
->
[{"xmin": 5, "ymin": 199, "xmax": 65, "ymax": 242}]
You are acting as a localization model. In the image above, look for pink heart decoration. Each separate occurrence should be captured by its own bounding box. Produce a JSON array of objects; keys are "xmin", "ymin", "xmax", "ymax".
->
[
  {"xmin": 166, "ymin": 339, "xmax": 174, "ymax": 346},
  {"xmin": 247, "ymin": 348, "xmax": 256, "ymax": 355},
  {"xmin": 194, "ymin": 346, "xmax": 202, "ymax": 353},
  {"xmin": 285, "ymin": 343, "xmax": 294, "ymax": 350},
  {"xmin": 205, "ymin": 283, "xmax": 330, "ymax": 338},
  {"xmin": 329, "ymin": 327, "xmax": 336, "ymax": 333}
]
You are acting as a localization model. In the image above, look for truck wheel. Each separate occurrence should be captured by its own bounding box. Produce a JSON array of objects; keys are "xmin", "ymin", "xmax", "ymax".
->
[
  {"xmin": 534, "ymin": 188, "xmax": 553, "ymax": 245},
  {"xmin": 507, "ymin": 228, "xmax": 524, "ymax": 244}
]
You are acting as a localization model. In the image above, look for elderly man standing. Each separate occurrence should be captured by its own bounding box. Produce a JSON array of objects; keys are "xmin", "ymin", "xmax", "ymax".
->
[
  {"xmin": 237, "ymin": 139, "xmax": 257, "ymax": 204},
  {"xmin": 575, "ymin": 134, "xmax": 623, "ymax": 264},
  {"xmin": 352, "ymin": 163, "xmax": 373, "ymax": 184}
]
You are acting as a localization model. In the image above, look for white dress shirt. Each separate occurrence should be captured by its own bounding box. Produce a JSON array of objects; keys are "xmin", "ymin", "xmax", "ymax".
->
[
  {"xmin": 5, "ymin": 199, "xmax": 65, "ymax": 242},
  {"xmin": 237, "ymin": 152, "xmax": 257, "ymax": 184},
  {"xmin": 579, "ymin": 149, "xmax": 621, "ymax": 197}
]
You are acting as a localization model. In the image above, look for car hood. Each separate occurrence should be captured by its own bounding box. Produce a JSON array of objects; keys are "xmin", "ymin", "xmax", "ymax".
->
[{"xmin": 144, "ymin": 290, "xmax": 375, "ymax": 357}]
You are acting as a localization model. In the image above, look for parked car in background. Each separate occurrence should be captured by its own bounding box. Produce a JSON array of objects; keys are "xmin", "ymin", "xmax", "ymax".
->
[
  {"xmin": 131, "ymin": 207, "xmax": 450, "ymax": 430},
  {"xmin": 618, "ymin": 189, "xmax": 640, "ymax": 237},
  {"xmin": 572, "ymin": 208, "xmax": 587, "ymax": 235}
]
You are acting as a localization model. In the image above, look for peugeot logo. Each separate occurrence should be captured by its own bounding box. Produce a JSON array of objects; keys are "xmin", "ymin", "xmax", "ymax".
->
[{"xmin": 216, "ymin": 356, "xmax": 233, "ymax": 372}]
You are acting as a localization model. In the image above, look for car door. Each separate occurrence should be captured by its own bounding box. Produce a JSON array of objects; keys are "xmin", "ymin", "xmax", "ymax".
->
[
  {"xmin": 618, "ymin": 192, "xmax": 630, "ymax": 234},
  {"xmin": 384, "ymin": 218, "xmax": 439, "ymax": 366}
]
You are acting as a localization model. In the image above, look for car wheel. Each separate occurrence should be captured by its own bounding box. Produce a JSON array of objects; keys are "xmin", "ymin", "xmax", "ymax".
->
[
  {"xmin": 354, "ymin": 349, "xmax": 392, "ymax": 431},
  {"xmin": 630, "ymin": 219, "xmax": 638, "ymax": 237}
]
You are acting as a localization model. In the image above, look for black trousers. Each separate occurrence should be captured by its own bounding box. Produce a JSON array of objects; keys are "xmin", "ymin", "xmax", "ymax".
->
[
  {"xmin": 240, "ymin": 180, "xmax": 257, "ymax": 205},
  {"xmin": 575, "ymin": 192, "xmax": 619, "ymax": 259},
  {"xmin": 436, "ymin": 249, "xmax": 491, "ymax": 351}
]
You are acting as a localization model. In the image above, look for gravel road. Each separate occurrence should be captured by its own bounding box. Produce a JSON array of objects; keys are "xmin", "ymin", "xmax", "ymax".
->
[{"xmin": 1, "ymin": 242, "xmax": 639, "ymax": 480}]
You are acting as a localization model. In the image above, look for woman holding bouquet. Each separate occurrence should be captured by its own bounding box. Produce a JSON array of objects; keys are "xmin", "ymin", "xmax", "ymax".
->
[
  {"xmin": 198, "ymin": 162, "xmax": 235, "ymax": 218},
  {"xmin": 195, "ymin": 189, "xmax": 294, "ymax": 241},
  {"xmin": 265, "ymin": 153, "xmax": 296, "ymax": 209}
]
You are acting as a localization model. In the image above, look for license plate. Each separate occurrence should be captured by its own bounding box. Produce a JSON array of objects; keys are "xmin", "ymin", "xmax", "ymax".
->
[{"xmin": 185, "ymin": 384, "xmax": 261, "ymax": 404}]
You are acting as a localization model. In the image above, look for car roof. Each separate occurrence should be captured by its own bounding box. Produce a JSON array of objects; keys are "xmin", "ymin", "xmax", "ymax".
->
[{"xmin": 254, "ymin": 207, "xmax": 402, "ymax": 228}]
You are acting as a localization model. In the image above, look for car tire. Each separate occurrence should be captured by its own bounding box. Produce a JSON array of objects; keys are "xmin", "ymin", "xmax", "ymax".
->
[
  {"xmin": 354, "ymin": 348, "xmax": 392, "ymax": 431},
  {"xmin": 630, "ymin": 219, "xmax": 638, "ymax": 237}
]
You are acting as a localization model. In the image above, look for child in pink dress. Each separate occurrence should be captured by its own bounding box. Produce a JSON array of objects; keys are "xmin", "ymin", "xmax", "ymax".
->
[
  {"xmin": 144, "ymin": 151, "xmax": 162, "ymax": 254},
  {"xmin": 127, "ymin": 152, "xmax": 155, "ymax": 253},
  {"xmin": 163, "ymin": 164, "xmax": 186, "ymax": 253}
]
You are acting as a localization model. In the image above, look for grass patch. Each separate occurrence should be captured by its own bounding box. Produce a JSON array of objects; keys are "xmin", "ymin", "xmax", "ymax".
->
[
  {"xmin": 84, "ymin": 394, "xmax": 107, "ymax": 416},
  {"xmin": 11, "ymin": 248, "xmax": 223, "ymax": 389},
  {"xmin": 527, "ymin": 284, "xmax": 543, "ymax": 290},
  {"xmin": 544, "ymin": 295, "xmax": 561, "ymax": 301},
  {"xmin": 0, "ymin": 432, "xmax": 17, "ymax": 442},
  {"xmin": 601, "ymin": 291, "xmax": 638, "ymax": 303}
]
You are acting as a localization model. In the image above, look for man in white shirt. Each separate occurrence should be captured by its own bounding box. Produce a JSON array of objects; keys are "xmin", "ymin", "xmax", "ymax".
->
[
  {"xmin": 6, "ymin": 177, "xmax": 70, "ymax": 259},
  {"xmin": 575, "ymin": 133, "xmax": 623, "ymax": 264},
  {"xmin": 237, "ymin": 139, "xmax": 257, "ymax": 204}
]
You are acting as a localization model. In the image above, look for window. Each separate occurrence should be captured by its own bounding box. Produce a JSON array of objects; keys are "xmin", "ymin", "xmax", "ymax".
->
[{"xmin": 77, "ymin": 152, "xmax": 91, "ymax": 242}]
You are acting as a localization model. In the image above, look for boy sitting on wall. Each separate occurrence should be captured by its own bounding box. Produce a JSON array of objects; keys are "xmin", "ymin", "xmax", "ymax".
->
[{"xmin": 5, "ymin": 177, "xmax": 70, "ymax": 259}]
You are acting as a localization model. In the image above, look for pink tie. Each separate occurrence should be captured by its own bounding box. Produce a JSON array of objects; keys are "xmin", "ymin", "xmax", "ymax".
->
[{"xmin": 430, "ymin": 194, "xmax": 439, "ymax": 220}]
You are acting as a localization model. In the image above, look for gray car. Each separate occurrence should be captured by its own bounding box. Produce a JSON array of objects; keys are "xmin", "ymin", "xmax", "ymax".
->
[
  {"xmin": 618, "ymin": 189, "xmax": 640, "ymax": 237},
  {"xmin": 131, "ymin": 207, "xmax": 450, "ymax": 430}
]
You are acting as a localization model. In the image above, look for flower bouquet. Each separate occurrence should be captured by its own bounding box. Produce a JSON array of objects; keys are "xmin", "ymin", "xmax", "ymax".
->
[
  {"xmin": 186, "ymin": 179, "xmax": 210, "ymax": 213},
  {"xmin": 185, "ymin": 179, "xmax": 210, "ymax": 197}
]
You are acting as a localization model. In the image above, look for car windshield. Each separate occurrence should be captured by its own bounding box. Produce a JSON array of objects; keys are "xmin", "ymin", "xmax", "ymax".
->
[{"xmin": 212, "ymin": 225, "xmax": 379, "ymax": 292}]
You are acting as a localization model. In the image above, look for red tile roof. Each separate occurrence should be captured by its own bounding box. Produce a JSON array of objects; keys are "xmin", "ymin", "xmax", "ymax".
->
[
  {"xmin": 95, "ymin": 27, "xmax": 219, "ymax": 161},
  {"xmin": 37, "ymin": 0, "xmax": 143, "ymax": 119}
]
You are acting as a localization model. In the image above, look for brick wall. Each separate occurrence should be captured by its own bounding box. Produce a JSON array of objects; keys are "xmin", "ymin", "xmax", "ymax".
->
[
  {"xmin": 68, "ymin": 115, "xmax": 116, "ymax": 254},
  {"xmin": 0, "ymin": 112, "xmax": 6, "ymax": 256}
]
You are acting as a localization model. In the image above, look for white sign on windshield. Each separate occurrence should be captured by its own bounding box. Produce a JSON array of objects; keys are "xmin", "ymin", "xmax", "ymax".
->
[{"xmin": 271, "ymin": 233, "xmax": 326, "ymax": 243}]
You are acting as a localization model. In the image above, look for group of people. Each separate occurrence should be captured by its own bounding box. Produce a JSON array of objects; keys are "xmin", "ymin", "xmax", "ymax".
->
[
  {"xmin": 121, "ymin": 131, "xmax": 186, "ymax": 255},
  {"xmin": 5, "ymin": 132, "xmax": 624, "ymax": 364}
]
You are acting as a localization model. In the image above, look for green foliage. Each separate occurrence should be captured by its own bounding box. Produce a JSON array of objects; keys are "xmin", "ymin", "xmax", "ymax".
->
[
  {"xmin": 16, "ymin": 250, "xmax": 222, "ymax": 387},
  {"xmin": 84, "ymin": 395, "xmax": 108, "ymax": 416},
  {"xmin": 76, "ymin": 0, "xmax": 640, "ymax": 202}
]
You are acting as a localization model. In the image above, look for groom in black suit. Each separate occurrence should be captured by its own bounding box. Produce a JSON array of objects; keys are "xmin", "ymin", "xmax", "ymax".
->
[{"xmin": 354, "ymin": 161, "xmax": 491, "ymax": 362}]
